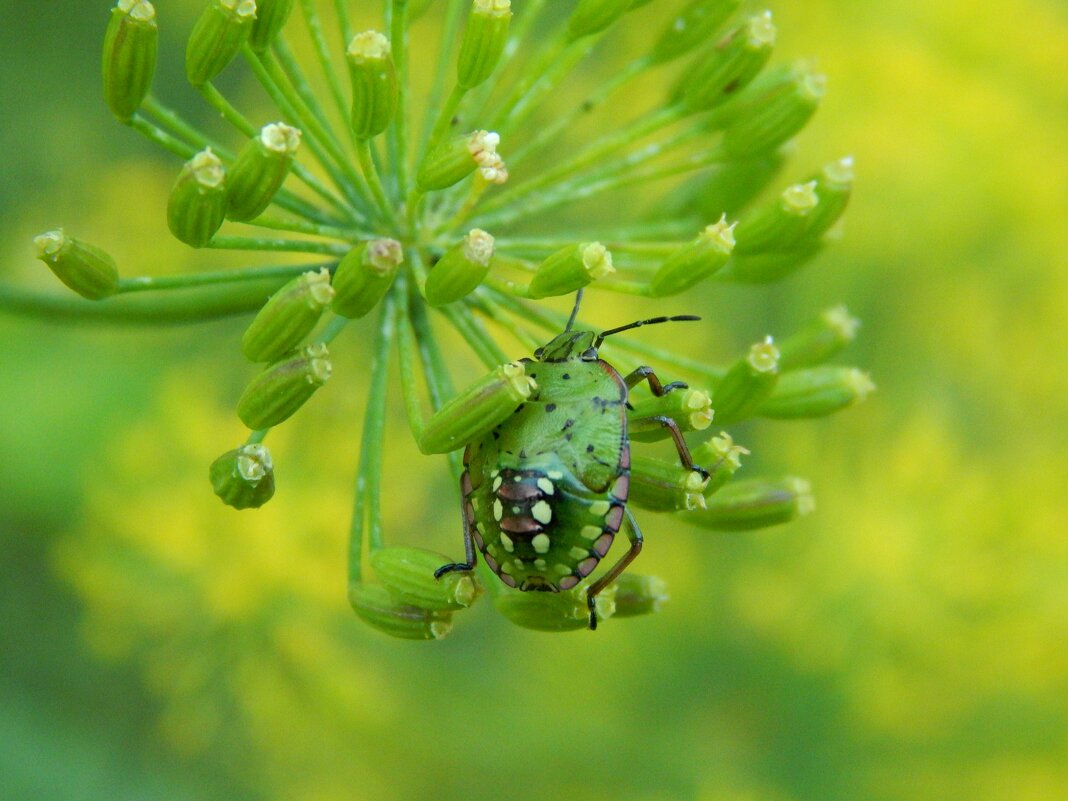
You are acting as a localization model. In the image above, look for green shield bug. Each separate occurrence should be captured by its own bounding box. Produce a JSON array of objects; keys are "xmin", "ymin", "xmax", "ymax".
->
[{"xmin": 436, "ymin": 292, "xmax": 707, "ymax": 629}]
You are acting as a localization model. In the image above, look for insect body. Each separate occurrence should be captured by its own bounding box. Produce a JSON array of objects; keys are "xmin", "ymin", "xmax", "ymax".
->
[{"xmin": 437, "ymin": 299, "xmax": 705, "ymax": 629}]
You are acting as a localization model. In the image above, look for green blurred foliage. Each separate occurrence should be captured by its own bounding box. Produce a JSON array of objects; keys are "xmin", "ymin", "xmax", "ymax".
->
[{"xmin": 2, "ymin": 1, "xmax": 1067, "ymax": 800}]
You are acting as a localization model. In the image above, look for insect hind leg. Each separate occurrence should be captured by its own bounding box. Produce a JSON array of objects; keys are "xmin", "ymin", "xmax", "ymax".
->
[{"xmin": 435, "ymin": 473, "xmax": 479, "ymax": 579}]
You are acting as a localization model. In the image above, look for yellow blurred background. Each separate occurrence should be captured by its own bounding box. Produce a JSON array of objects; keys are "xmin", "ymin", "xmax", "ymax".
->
[{"xmin": 1, "ymin": 1, "xmax": 1066, "ymax": 799}]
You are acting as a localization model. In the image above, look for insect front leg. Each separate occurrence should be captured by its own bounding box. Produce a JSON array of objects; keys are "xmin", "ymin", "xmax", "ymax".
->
[
  {"xmin": 624, "ymin": 365, "xmax": 688, "ymax": 397},
  {"xmin": 585, "ymin": 509, "xmax": 644, "ymax": 631},
  {"xmin": 434, "ymin": 471, "xmax": 479, "ymax": 579}
]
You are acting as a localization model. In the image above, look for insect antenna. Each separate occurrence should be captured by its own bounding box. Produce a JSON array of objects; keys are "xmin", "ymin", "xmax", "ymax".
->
[
  {"xmin": 595, "ymin": 315, "xmax": 700, "ymax": 348},
  {"xmin": 565, "ymin": 288, "xmax": 584, "ymax": 332}
]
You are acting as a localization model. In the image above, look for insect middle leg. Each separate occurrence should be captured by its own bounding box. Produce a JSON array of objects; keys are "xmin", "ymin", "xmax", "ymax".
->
[
  {"xmin": 585, "ymin": 509, "xmax": 644, "ymax": 631},
  {"xmin": 434, "ymin": 472, "xmax": 479, "ymax": 579}
]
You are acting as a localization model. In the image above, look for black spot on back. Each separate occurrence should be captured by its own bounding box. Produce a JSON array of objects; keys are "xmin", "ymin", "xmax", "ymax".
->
[{"xmin": 546, "ymin": 403, "xmax": 557, "ymax": 412}]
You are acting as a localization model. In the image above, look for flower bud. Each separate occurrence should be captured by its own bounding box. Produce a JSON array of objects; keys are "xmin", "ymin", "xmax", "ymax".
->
[
  {"xmin": 527, "ymin": 242, "xmax": 614, "ymax": 299},
  {"xmin": 628, "ymin": 455, "xmax": 709, "ymax": 512},
  {"xmin": 419, "ymin": 361, "xmax": 537, "ymax": 454},
  {"xmin": 734, "ymin": 180, "xmax": 819, "ymax": 255},
  {"xmin": 33, "ymin": 230, "xmax": 119, "ymax": 300},
  {"xmin": 425, "ymin": 229, "xmax": 495, "ymax": 306},
  {"xmin": 722, "ymin": 241, "xmax": 824, "ymax": 284},
  {"xmin": 347, "ymin": 31, "xmax": 397, "ymax": 139},
  {"xmin": 692, "ymin": 432, "xmax": 748, "ymax": 498},
  {"xmin": 226, "ymin": 122, "xmax": 302, "ymax": 222},
  {"xmin": 237, "ymin": 343, "xmax": 332, "ymax": 429},
  {"xmin": 331, "ymin": 238, "xmax": 404, "ymax": 319},
  {"xmin": 102, "ymin": 0, "xmax": 158, "ymax": 120},
  {"xmin": 209, "ymin": 443, "xmax": 275, "ymax": 509},
  {"xmin": 567, "ymin": 0, "xmax": 633, "ymax": 41},
  {"xmin": 241, "ymin": 268, "xmax": 334, "ymax": 363},
  {"xmin": 686, "ymin": 476, "xmax": 814, "ymax": 530},
  {"xmin": 676, "ymin": 12, "xmax": 776, "ymax": 113},
  {"xmin": 629, "ymin": 387, "xmax": 713, "ymax": 441},
  {"xmin": 712, "ymin": 337, "xmax": 780, "ymax": 424},
  {"xmin": 719, "ymin": 63, "xmax": 826, "ymax": 158},
  {"xmin": 649, "ymin": 216, "xmax": 735, "ymax": 297},
  {"xmin": 650, "ymin": 0, "xmax": 740, "ymax": 65},
  {"xmin": 167, "ymin": 148, "xmax": 227, "ymax": 248},
  {"xmin": 417, "ymin": 130, "xmax": 501, "ymax": 191},
  {"xmin": 803, "ymin": 155, "xmax": 854, "ymax": 239},
  {"xmin": 777, "ymin": 305, "xmax": 859, "ymax": 370},
  {"xmin": 249, "ymin": 0, "xmax": 294, "ymax": 52},
  {"xmin": 612, "ymin": 573, "xmax": 669, "ymax": 618},
  {"xmin": 457, "ymin": 0, "xmax": 512, "ymax": 89},
  {"xmin": 186, "ymin": 0, "xmax": 258, "ymax": 87},
  {"xmin": 350, "ymin": 584, "xmax": 453, "ymax": 640},
  {"xmin": 758, "ymin": 367, "xmax": 874, "ymax": 419},
  {"xmin": 370, "ymin": 547, "xmax": 482, "ymax": 611},
  {"xmin": 494, "ymin": 583, "xmax": 617, "ymax": 631}
]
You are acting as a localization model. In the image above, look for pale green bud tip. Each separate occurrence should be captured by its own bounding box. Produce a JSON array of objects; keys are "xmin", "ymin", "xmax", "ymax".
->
[
  {"xmin": 708, "ymin": 432, "xmax": 749, "ymax": 471},
  {"xmin": 747, "ymin": 10, "xmax": 776, "ymax": 45},
  {"xmin": 468, "ymin": 130, "xmax": 502, "ymax": 165},
  {"xmin": 347, "ymin": 30, "xmax": 390, "ymax": 60},
  {"xmin": 303, "ymin": 343, "xmax": 332, "ymax": 384},
  {"xmin": 782, "ymin": 180, "xmax": 819, "ymax": 214},
  {"xmin": 236, "ymin": 444, "xmax": 272, "ymax": 481},
  {"xmin": 478, "ymin": 152, "xmax": 509, "ymax": 185},
  {"xmin": 747, "ymin": 336, "xmax": 780, "ymax": 372},
  {"xmin": 612, "ymin": 574, "xmax": 669, "ymax": 617},
  {"xmin": 790, "ymin": 477, "xmax": 817, "ymax": 516},
  {"xmin": 366, "ymin": 238, "xmax": 404, "ymax": 274},
  {"xmin": 799, "ymin": 68, "xmax": 828, "ymax": 101},
  {"xmin": 824, "ymin": 155, "xmax": 855, "ymax": 188},
  {"xmin": 474, "ymin": 0, "xmax": 511, "ymax": 13},
  {"xmin": 221, "ymin": 0, "xmax": 258, "ymax": 19},
  {"xmin": 190, "ymin": 148, "xmax": 225, "ymax": 189},
  {"xmin": 846, "ymin": 369, "xmax": 877, "ymax": 401},
  {"xmin": 260, "ymin": 122, "xmax": 302, "ymax": 155},
  {"xmin": 300, "ymin": 268, "xmax": 335, "ymax": 308},
  {"xmin": 683, "ymin": 388, "xmax": 714, "ymax": 431},
  {"xmin": 33, "ymin": 230, "xmax": 66, "ymax": 260},
  {"xmin": 117, "ymin": 0, "xmax": 156, "ymax": 22},
  {"xmin": 497, "ymin": 360, "xmax": 537, "ymax": 401},
  {"xmin": 683, "ymin": 471, "xmax": 709, "ymax": 510},
  {"xmin": 824, "ymin": 305, "xmax": 860, "ymax": 341},
  {"xmin": 581, "ymin": 242, "xmax": 615, "ymax": 281},
  {"xmin": 464, "ymin": 229, "xmax": 495, "ymax": 266},
  {"xmin": 700, "ymin": 215, "xmax": 737, "ymax": 251}
]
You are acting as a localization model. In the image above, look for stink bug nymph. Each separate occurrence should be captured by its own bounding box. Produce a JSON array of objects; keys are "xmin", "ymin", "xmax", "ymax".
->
[{"xmin": 436, "ymin": 291, "xmax": 706, "ymax": 629}]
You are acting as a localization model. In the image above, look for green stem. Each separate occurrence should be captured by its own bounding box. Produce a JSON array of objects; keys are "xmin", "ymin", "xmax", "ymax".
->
[
  {"xmin": 116, "ymin": 262, "xmax": 335, "ymax": 294},
  {"xmin": 207, "ymin": 236, "xmax": 350, "ymax": 256},
  {"xmin": 355, "ymin": 138, "xmax": 397, "ymax": 226},
  {"xmin": 466, "ymin": 295, "xmax": 542, "ymax": 352},
  {"xmin": 395, "ymin": 279, "xmax": 427, "ymax": 443},
  {"xmin": 438, "ymin": 304, "xmax": 508, "ymax": 368},
  {"xmin": 333, "ymin": 0, "xmax": 355, "ymax": 51},
  {"xmin": 0, "ymin": 278, "xmax": 289, "ymax": 326},
  {"xmin": 298, "ymin": 0, "xmax": 350, "ymax": 125},
  {"xmin": 418, "ymin": 0, "xmax": 468, "ymax": 151},
  {"xmin": 389, "ymin": 0, "xmax": 412, "ymax": 198},
  {"xmin": 273, "ymin": 36, "xmax": 352, "ymax": 157},
  {"xmin": 245, "ymin": 211, "xmax": 366, "ymax": 241},
  {"xmin": 423, "ymin": 84, "xmax": 467, "ymax": 165}
]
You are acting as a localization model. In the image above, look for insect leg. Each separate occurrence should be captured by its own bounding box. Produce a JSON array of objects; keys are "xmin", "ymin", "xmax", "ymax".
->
[
  {"xmin": 628, "ymin": 415, "xmax": 708, "ymax": 481},
  {"xmin": 623, "ymin": 366, "xmax": 688, "ymax": 396},
  {"xmin": 585, "ymin": 509, "xmax": 644, "ymax": 630},
  {"xmin": 434, "ymin": 473, "xmax": 479, "ymax": 579}
]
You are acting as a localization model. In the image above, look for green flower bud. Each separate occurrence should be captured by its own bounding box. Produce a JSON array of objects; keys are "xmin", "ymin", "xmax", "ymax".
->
[
  {"xmin": 226, "ymin": 122, "xmax": 302, "ymax": 222},
  {"xmin": 758, "ymin": 366, "xmax": 875, "ymax": 419},
  {"xmin": 527, "ymin": 242, "xmax": 615, "ymax": 299},
  {"xmin": 803, "ymin": 155, "xmax": 854, "ymax": 239},
  {"xmin": 720, "ymin": 63, "xmax": 826, "ymax": 158},
  {"xmin": 347, "ymin": 31, "xmax": 397, "ymax": 139},
  {"xmin": 186, "ymin": 0, "xmax": 258, "ymax": 87},
  {"xmin": 237, "ymin": 343, "xmax": 332, "ymax": 429},
  {"xmin": 777, "ymin": 305, "xmax": 860, "ymax": 370},
  {"xmin": 457, "ymin": 0, "xmax": 512, "ymax": 89},
  {"xmin": 649, "ymin": 216, "xmax": 735, "ymax": 297},
  {"xmin": 349, "ymin": 584, "xmax": 453, "ymax": 640},
  {"xmin": 241, "ymin": 268, "xmax": 334, "ymax": 363},
  {"xmin": 167, "ymin": 148, "xmax": 227, "ymax": 248},
  {"xmin": 370, "ymin": 547, "xmax": 483, "ymax": 611},
  {"xmin": 676, "ymin": 12, "xmax": 776, "ymax": 113},
  {"xmin": 734, "ymin": 180, "xmax": 819, "ymax": 255},
  {"xmin": 722, "ymin": 241, "xmax": 824, "ymax": 284},
  {"xmin": 650, "ymin": 0, "xmax": 741, "ymax": 65},
  {"xmin": 612, "ymin": 574, "xmax": 669, "ymax": 618},
  {"xmin": 209, "ymin": 443, "xmax": 275, "ymax": 509},
  {"xmin": 712, "ymin": 337, "xmax": 780, "ymax": 424},
  {"xmin": 692, "ymin": 432, "xmax": 748, "ymax": 497},
  {"xmin": 686, "ymin": 476, "xmax": 814, "ymax": 531},
  {"xmin": 628, "ymin": 455, "xmax": 709, "ymax": 512},
  {"xmin": 249, "ymin": 0, "xmax": 294, "ymax": 52},
  {"xmin": 494, "ymin": 583, "xmax": 617, "ymax": 632},
  {"xmin": 425, "ymin": 229, "xmax": 495, "ymax": 307},
  {"xmin": 102, "ymin": 0, "xmax": 158, "ymax": 121},
  {"xmin": 417, "ymin": 130, "xmax": 501, "ymax": 191},
  {"xmin": 419, "ymin": 361, "xmax": 537, "ymax": 454},
  {"xmin": 33, "ymin": 230, "xmax": 119, "ymax": 301},
  {"xmin": 567, "ymin": 0, "xmax": 632, "ymax": 41},
  {"xmin": 331, "ymin": 238, "xmax": 404, "ymax": 319},
  {"xmin": 629, "ymin": 387, "xmax": 713, "ymax": 441}
]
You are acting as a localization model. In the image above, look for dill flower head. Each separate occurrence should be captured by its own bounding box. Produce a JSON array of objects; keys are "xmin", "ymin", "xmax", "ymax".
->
[{"xmin": 8, "ymin": 0, "xmax": 872, "ymax": 637}]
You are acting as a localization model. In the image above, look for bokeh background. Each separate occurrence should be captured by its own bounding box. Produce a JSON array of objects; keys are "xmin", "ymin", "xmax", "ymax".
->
[{"xmin": 2, "ymin": 1, "xmax": 1067, "ymax": 799}]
